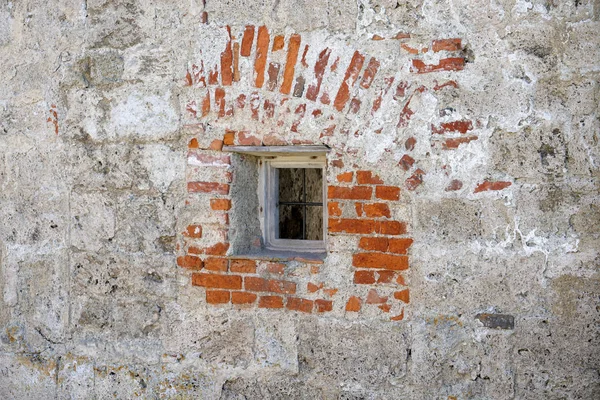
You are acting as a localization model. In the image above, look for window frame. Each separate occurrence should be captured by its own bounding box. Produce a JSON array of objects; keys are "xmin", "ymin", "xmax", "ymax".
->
[
  {"xmin": 223, "ymin": 146, "xmax": 329, "ymax": 255},
  {"xmin": 260, "ymin": 155, "xmax": 327, "ymax": 252}
]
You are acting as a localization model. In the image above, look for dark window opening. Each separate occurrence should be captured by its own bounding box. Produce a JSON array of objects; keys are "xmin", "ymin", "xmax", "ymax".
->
[{"xmin": 278, "ymin": 168, "xmax": 323, "ymax": 240}]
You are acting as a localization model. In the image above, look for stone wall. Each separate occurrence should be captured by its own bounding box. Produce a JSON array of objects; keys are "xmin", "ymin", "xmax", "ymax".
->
[{"xmin": 0, "ymin": 0, "xmax": 598, "ymax": 398}]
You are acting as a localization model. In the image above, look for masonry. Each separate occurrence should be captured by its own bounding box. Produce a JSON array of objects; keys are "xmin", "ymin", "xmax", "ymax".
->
[{"xmin": 0, "ymin": 0, "xmax": 599, "ymax": 398}]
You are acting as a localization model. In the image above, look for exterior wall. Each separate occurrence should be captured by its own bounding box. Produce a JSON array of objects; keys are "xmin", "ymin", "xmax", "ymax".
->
[{"xmin": 0, "ymin": 0, "xmax": 598, "ymax": 399}]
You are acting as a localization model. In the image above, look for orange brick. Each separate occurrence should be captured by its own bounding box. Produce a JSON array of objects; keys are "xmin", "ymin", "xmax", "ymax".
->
[
  {"xmin": 286, "ymin": 297, "xmax": 313, "ymax": 313},
  {"xmin": 358, "ymin": 237, "xmax": 388, "ymax": 252},
  {"xmin": 204, "ymin": 257, "xmax": 228, "ymax": 272},
  {"xmin": 206, "ymin": 290, "xmax": 230, "ymax": 304},
  {"xmin": 223, "ymin": 130, "xmax": 235, "ymax": 145},
  {"xmin": 188, "ymin": 138, "xmax": 199, "ymax": 148},
  {"xmin": 315, "ymin": 299, "xmax": 333, "ymax": 312},
  {"xmin": 396, "ymin": 275, "xmax": 406, "ymax": 286},
  {"xmin": 231, "ymin": 291, "xmax": 257, "ymax": 304},
  {"xmin": 254, "ymin": 26, "xmax": 270, "ymax": 88},
  {"xmin": 376, "ymin": 270, "xmax": 395, "ymax": 283},
  {"xmin": 328, "ymin": 186, "xmax": 372, "ymax": 200},
  {"xmin": 375, "ymin": 186, "xmax": 400, "ymax": 200},
  {"xmin": 210, "ymin": 199, "xmax": 231, "ymax": 211},
  {"xmin": 388, "ymin": 238, "xmax": 413, "ymax": 254},
  {"xmin": 334, "ymin": 51, "xmax": 365, "ymax": 111},
  {"xmin": 352, "ymin": 253, "xmax": 409, "ymax": 270},
  {"xmin": 328, "ymin": 202, "xmax": 342, "ymax": 217},
  {"xmin": 187, "ymin": 182, "xmax": 230, "ymax": 195},
  {"xmin": 356, "ymin": 171, "xmax": 384, "ymax": 184},
  {"xmin": 240, "ymin": 25, "xmax": 255, "ymax": 56},
  {"xmin": 432, "ymin": 38, "xmax": 461, "ymax": 52},
  {"xmin": 379, "ymin": 303, "xmax": 391, "ymax": 313},
  {"xmin": 363, "ymin": 203, "xmax": 391, "ymax": 218},
  {"xmin": 258, "ymin": 295, "xmax": 284, "ymax": 308},
  {"xmin": 307, "ymin": 282, "xmax": 322, "ymax": 293},
  {"xmin": 380, "ymin": 221, "xmax": 407, "ymax": 235},
  {"xmin": 183, "ymin": 225, "xmax": 202, "ymax": 238},
  {"xmin": 204, "ymin": 242, "xmax": 230, "ymax": 256},
  {"xmin": 355, "ymin": 202, "xmax": 363, "ymax": 217},
  {"xmin": 280, "ymin": 34, "xmax": 301, "ymax": 95},
  {"xmin": 354, "ymin": 270, "xmax": 376, "ymax": 284},
  {"xmin": 323, "ymin": 288, "xmax": 338, "ymax": 297},
  {"xmin": 192, "ymin": 273, "xmax": 242, "ymax": 289},
  {"xmin": 230, "ymin": 259, "xmax": 257, "ymax": 273},
  {"xmin": 177, "ymin": 255, "xmax": 203, "ymax": 270},
  {"xmin": 328, "ymin": 218, "xmax": 377, "ymax": 234},
  {"xmin": 394, "ymin": 289, "xmax": 410, "ymax": 303},
  {"xmin": 391, "ymin": 309, "xmax": 404, "ymax": 321},
  {"xmin": 245, "ymin": 277, "xmax": 296, "ymax": 294},
  {"xmin": 345, "ymin": 296, "xmax": 361, "ymax": 312},
  {"xmin": 336, "ymin": 172, "xmax": 353, "ymax": 183}
]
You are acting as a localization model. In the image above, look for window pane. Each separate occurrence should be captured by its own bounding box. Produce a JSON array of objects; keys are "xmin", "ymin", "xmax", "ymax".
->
[
  {"xmin": 279, "ymin": 205, "xmax": 304, "ymax": 239},
  {"xmin": 278, "ymin": 168, "xmax": 303, "ymax": 202},
  {"xmin": 305, "ymin": 168, "xmax": 323, "ymax": 202},
  {"xmin": 306, "ymin": 205, "xmax": 323, "ymax": 240}
]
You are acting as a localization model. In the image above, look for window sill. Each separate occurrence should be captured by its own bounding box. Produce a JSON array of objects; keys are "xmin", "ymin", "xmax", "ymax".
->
[{"xmin": 228, "ymin": 250, "xmax": 326, "ymax": 264}]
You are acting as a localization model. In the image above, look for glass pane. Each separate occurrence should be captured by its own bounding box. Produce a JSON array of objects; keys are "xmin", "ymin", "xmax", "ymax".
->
[
  {"xmin": 279, "ymin": 205, "xmax": 304, "ymax": 239},
  {"xmin": 278, "ymin": 168, "xmax": 303, "ymax": 202},
  {"xmin": 306, "ymin": 205, "xmax": 323, "ymax": 240},
  {"xmin": 305, "ymin": 168, "xmax": 323, "ymax": 202}
]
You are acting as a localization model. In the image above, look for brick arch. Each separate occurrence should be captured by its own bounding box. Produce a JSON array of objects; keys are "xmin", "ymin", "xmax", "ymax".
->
[{"xmin": 178, "ymin": 25, "xmax": 476, "ymax": 321}]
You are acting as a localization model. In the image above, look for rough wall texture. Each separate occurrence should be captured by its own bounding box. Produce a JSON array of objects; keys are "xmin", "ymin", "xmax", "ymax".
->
[{"xmin": 1, "ymin": 0, "xmax": 599, "ymax": 398}]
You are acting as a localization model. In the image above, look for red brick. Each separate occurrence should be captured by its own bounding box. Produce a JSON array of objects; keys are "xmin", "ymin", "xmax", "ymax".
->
[
  {"xmin": 220, "ymin": 28, "xmax": 233, "ymax": 86},
  {"xmin": 474, "ymin": 180, "xmax": 512, "ymax": 193},
  {"xmin": 405, "ymin": 170, "xmax": 424, "ymax": 191},
  {"xmin": 286, "ymin": 297, "xmax": 313, "ymax": 313},
  {"xmin": 177, "ymin": 255, "xmax": 203, "ymax": 270},
  {"xmin": 204, "ymin": 257, "xmax": 228, "ymax": 272},
  {"xmin": 380, "ymin": 221, "xmax": 407, "ymax": 235},
  {"xmin": 206, "ymin": 290, "xmax": 230, "ymax": 304},
  {"xmin": 272, "ymin": 35, "xmax": 284, "ymax": 51},
  {"xmin": 204, "ymin": 242, "xmax": 230, "ymax": 256},
  {"xmin": 231, "ymin": 291, "xmax": 257, "ymax": 304},
  {"xmin": 244, "ymin": 277, "xmax": 296, "ymax": 294},
  {"xmin": 188, "ymin": 138, "xmax": 199, "ymax": 149},
  {"xmin": 366, "ymin": 289, "xmax": 388, "ymax": 304},
  {"xmin": 209, "ymin": 139, "xmax": 223, "ymax": 150},
  {"xmin": 363, "ymin": 203, "xmax": 391, "ymax": 218},
  {"xmin": 394, "ymin": 289, "xmax": 410, "ymax": 303},
  {"xmin": 315, "ymin": 299, "xmax": 333, "ymax": 312},
  {"xmin": 356, "ymin": 171, "xmax": 384, "ymax": 185},
  {"xmin": 360, "ymin": 57, "xmax": 380, "ymax": 89},
  {"xmin": 280, "ymin": 34, "xmax": 301, "ymax": 95},
  {"xmin": 192, "ymin": 273, "xmax": 242, "ymax": 289},
  {"xmin": 328, "ymin": 218, "xmax": 377, "ymax": 234},
  {"xmin": 388, "ymin": 238, "xmax": 413, "ymax": 254},
  {"xmin": 238, "ymin": 131, "xmax": 261, "ymax": 145},
  {"xmin": 376, "ymin": 270, "xmax": 395, "ymax": 283},
  {"xmin": 327, "ymin": 202, "xmax": 342, "ymax": 217},
  {"xmin": 391, "ymin": 310, "xmax": 405, "ymax": 321},
  {"xmin": 230, "ymin": 259, "xmax": 257, "ymax": 273},
  {"xmin": 323, "ymin": 288, "xmax": 338, "ymax": 297},
  {"xmin": 267, "ymin": 62, "xmax": 280, "ymax": 91},
  {"xmin": 263, "ymin": 132, "xmax": 287, "ymax": 146},
  {"xmin": 183, "ymin": 225, "xmax": 202, "ymax": 238},
  {"xmin": 328, "ymin": 186, "xmax": 372, "ymax": 200},
  {"xmin": 188, "ymin": 182, "xmax": 230, "ymax": 195},
  {"xmin": 307, "ymin": 282, "xmax": 322, "ymax": 293},
  {"xmin": 355, "ymin": 203, "xmax": 363, "ymax": 217},
  {"xmin": 358, "ymin": 237, "xmax": 388, "ymax": 252},
  {"xmin": 349, "ymin": 98, "xmax": 361, "ymax": 114},
  {"xmin": 188, "ymin": 153, "xmax": 230, "ymax": 167},
  {"xmin": 345, "ymin": 296, "xmax": 361, "ymax": 312},
  {"xmin": 254, "ymin": 26, "xmax": 269, "ymax": 88},
  {"xmin": 233, "ymin": 42, "xmax": 240, "ymax": 82},
  {"xmin": 258, "ymin": 295, "xmax": 284, "ymax": 308},
  {"xmin": 210, "ymin": 199, "xmax": 231, "ymax": 211},
  {"xmin": 240, "ymin": 25, "xmax": 255, "ymax": 56},
  {"xmin": 432, "ymin": 120, "xmax": 473, "ymax": 134},
  {"xmin": 405, "ymin": 137, "xmax": 416, "ymax": 150},
  {"xmin": 445, "ymin": 179, "xmax": 463, "ymax": 191},
  {"xmin": 336, "ymin": 172, "xmax": 353, "ymax": 183},
  {"xmin": 399, "ymin": 154, "xmax": 415, "ymax": 171},
  {"xmin": 306, "ymin": 48, "xmax": 331, "ymax": 101},
  {"xmin": 265, "ymin": 262, "xmax": 285, "ymax": 274},
  {"xmin": 375, "ymin": 186, "xmax": 400, "ymax": 200},
  {"xmin": 411, "ymin": 57, "xmax": 465, "ymax": 73},
  {"xmin": 432, "ymin": 38, "xmax": 461, "ymax": 52},
  {"xmin": 396, "ymin": 275, "xmax": 406, "ymax": 286},
  {"xmin": 201, "ymin": 92, "xmax": 210, "ymax": 117},
  {"xmin": 300, "ymin": 44, "xmax": 309, "ymax": 67},
  {"xmin": 334, "ymin": 51, "xmax": 365, "ymax": 111},
  {"xmin": 354, "ymin": 270, "xmax": 376, "ymax": 284},
  {"xmin": 352, "ymin": 253, "xmax": 409, "ymax": 270},
  {"xmin": 214, "ymin": 87, "xmax": 226, "ymax": 117},
  {"xmin": 379, "ymin": 303, "xmax": 391, "ymax": 313},
  {"xmin": 442, "ymin": 136, "xmax": 478, "ymax": 149}
]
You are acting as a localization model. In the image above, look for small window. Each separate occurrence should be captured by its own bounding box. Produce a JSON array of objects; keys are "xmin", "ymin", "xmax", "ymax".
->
[{"xmin": 224, "ymin": 146, "xmax": 328, "ymax": 255}]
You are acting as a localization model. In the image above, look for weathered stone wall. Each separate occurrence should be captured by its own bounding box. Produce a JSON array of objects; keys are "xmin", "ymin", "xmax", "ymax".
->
[{"xmin": 0, "ymin": 0, "xmax": 598, "ymax": 398}]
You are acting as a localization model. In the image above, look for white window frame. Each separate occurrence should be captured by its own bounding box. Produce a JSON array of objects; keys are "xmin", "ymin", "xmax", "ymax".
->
[{"xmin": 223, "ymin": 146, "xmax": 329, "ymax": 254}]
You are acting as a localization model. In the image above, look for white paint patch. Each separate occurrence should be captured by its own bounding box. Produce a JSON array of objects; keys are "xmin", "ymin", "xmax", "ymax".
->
[{"xmin": 110, "ymin": 91, "xmax": 179, "ymax": 139}]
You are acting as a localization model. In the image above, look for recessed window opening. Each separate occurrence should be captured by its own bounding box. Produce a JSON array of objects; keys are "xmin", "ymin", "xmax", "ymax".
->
[{"xmin": 278, "ymin": 168, "xmax": 323, "ymax": 241}]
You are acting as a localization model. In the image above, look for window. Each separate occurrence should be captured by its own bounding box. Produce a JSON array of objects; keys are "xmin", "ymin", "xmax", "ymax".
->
[{"xmin": 224, "ymin": 146, "xmax": 328, "ymax": 256}]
